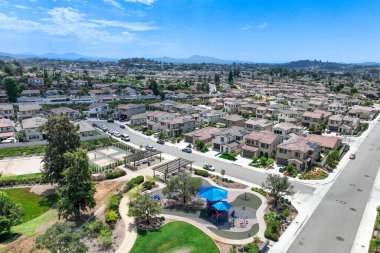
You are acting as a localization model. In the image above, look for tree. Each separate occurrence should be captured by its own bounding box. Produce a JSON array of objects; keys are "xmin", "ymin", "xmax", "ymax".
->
[
  {"xmin": 228, "ymin": 70, "xmax": 234, "ymax": 85},
  {"xmin": 214, "ymin": 74, "xmax": 220, "ymax": 87},
  {"xmin": 0, "ymin": 191, "xmax": 23, "ymax": 234},
  {"xmin": 128, "ymin": 193, "xmax": 160, "ymax": 227},
  {"xmin": 195, "ymin": 139, "xmax": 208, "ymax": 152},
  {"xmin": 262, "ymin": 174, "xmax": 294, "ymax": 207},
  {"xmin": 36, "ymin": 222, "xmax": 87, "ymax": 253},
  {"xmin": 57, "ymin": 149, "xmax": 96, "ymax": 220},
  {"xmin": 3, "ymin": 77, "xmax": 18, "ymax": 102},
  {"xmin": 158, "ymin": 131, "xmax": 165, "ymax": 140},
  {"xmin": 40, "ymin": 115, "xmax": 81, "ymax": 184},
  {"xmin": 148, "ymin": 78, "xmax": 159, "ymax": 95},
  {"xmin": 221, "ymin": 169, "xmax": 226, "ymax": 178},
  {"xmin": 162, "ymin": 172, "xmax": 202, "ymax": 204}
]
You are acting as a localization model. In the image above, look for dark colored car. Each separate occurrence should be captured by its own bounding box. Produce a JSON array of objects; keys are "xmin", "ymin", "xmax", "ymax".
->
[
  {"xmin": 107, "ymin": 119, "xmax": 114, "ymax": 123},
  {"xmin": 157, "ymin": 140, "xmax": 165, "ymax": 144},
  {"xmin": 279, "ymin": 166, "xmax": 286, "ymax": 173},
  {"xmin": 119, "ymin": 125, "xmax": 126, "ymax": 129}
]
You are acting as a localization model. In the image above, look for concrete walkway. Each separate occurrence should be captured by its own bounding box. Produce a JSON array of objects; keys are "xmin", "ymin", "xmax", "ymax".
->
[{"xmin": 115, "ymin": 196, "xmax": 137, "ymax": 253}]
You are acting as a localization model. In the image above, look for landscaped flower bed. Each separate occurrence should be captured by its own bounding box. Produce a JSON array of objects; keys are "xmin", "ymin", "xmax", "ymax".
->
[{"xmin": 299, "ymin": 168, "xmax": 328, "ymax": 180}]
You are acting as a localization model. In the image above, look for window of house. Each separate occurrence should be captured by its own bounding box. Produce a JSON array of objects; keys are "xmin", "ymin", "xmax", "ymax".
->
[{"xmin": 295, "ymin": 152, "xmax": 300, "ymax": 158}]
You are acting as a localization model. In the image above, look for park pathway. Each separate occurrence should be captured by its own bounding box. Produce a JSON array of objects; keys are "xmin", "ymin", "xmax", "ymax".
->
[{"xmin": 116, "ymin": 196, "xmax": 137, "ymax": 253}]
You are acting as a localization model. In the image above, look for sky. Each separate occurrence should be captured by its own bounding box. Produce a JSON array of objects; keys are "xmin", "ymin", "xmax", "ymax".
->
[{"xmin": 0, "ymin": 0, "xmax": 379, "ymax": 62}]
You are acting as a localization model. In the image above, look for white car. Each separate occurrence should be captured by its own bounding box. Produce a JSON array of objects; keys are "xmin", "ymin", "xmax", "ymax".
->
[
  {"xmin": 145, "ymin": 145, "xmax": 156, "ymax": 151},
  {"xmin": 204, "ymin": 164, "xmax": 215, "ymax": 171}
]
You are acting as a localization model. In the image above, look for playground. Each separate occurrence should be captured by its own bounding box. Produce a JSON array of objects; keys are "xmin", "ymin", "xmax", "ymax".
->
[
  {"xmin": 88, "ymin": 146, "xmax": 131, "ymax": 168},
  {"xmin": 152, "ymin": 179, "xmax": 264, "ymax": 240}
]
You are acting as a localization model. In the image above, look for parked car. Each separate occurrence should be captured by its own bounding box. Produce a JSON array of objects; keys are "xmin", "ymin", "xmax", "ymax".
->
[
  {"xmin": 121, "ymin": 134, "xmax": 130, "ymax": 142},
  {"xmin": 203, "ymin": 164, "xmax": 215, "ymax": 171},
  {"xmin": 182, "ymin": 147, "xmax": 192, "ymax": 153},
  {"xmin": 157, "ymin": 140, "xmax": 165, "ymax": 145},
  {"xmin": 145, "ymin": 145, "xmax": 156, "ymax": 151},
  {"xmin": 114, "ymin": 132, "xmax": 121, "ymax": 138},
  {"xmin": 153, "ymin": 133, "xmax": 159, "ymax": 138},
  {"xmin": 119, "ymin": 125, "xmax": 125, "ymax": 129},
  {"xmin": 107, "ymin": 119, "xmax": 114, "ymax": 123},
  {"xmin": 349, "ymin": 153, "xmax": 356, "ymax": 159},
  {"xmin": 139, "ymin": 126, "xmax": 148, "ymax": 132},
  {"xmin": 279, "ymin": 166, "xmax": 286, "ymax": 173}
]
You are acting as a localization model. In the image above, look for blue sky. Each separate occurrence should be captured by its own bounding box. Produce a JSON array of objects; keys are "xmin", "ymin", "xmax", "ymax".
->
[{"xmin": 0, "ymin": 0, "xmax": 379, "ymax": 62}]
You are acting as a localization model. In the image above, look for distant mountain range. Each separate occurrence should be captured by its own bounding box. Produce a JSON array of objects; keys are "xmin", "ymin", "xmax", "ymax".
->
[
  {"xmin": 154, "ymin": 55, "xmax": 242, "ymax": 64},
  {"xmin": 0, "ymin": 51, "xmax": 380, "ymax": 66},
  {"xmin": 0, "ymin": 51, "xmax": 117, "ymax": 62}
]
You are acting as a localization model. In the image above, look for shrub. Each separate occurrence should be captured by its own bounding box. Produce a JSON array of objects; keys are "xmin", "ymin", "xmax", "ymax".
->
[
  {"xmin": 145, "ymin": 129, "xmax": 153, "ymax": 136},
  {"xmin": 142, "ymin": 181, "xmax": 155, "ymax": 190},
  {"xmin": 264, "ymin": 220, "xmax": 281, "ymax": 241},
  {"xmin": 98, "ymin": 227, "xmax": 113, "ymax": 248},
  {"xmin": 194, "ymin": 169, "xmax": 209, "ymax": 177},
  {"xmin": 123, "ymin": 176, "xmax": 145, "ymax": 193},
  {"xmin": 252, "ymin": 156, "xmax": 259, "ymax": 162},
  {"xmin": 105, "ymin": 169, "xmax": 126, "ymax": 179},
  {"xmin": 251, "ymin": 187, "xmax": 267, "ymax": 197},
  {"xmin": 299, "ymin": 168, "xmax": 328, "ymax": 180},
  {"xmin": 105, "ymin": 210, "xmax": 119, "ymax": 226},
  {"xmin": 239, "ymin": 243, "xmax": 260, "ymax": 253},
  {"xmin": 85, "ymin": 219, "xmax": 104, "ymax": 237},
  {"xmin": 107, "ymin": 194, "xmax": 122, "ymax": 211}
]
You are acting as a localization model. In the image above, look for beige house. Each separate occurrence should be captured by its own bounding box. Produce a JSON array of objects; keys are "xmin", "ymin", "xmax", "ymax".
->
[
  {"xmin": 184, "ymin": 127, "xmax": 221, "ymax": 144},
  {"xmin": 241, "ymin": 131, "xmax": 282, "ymax": 159},
  {"xmin": 0, "ymin": 104, "xmax": 14, "ymax": 119},
  {"xmin": 18, "ymin": 104, "xmax": 41, "ymax": 119},
  {"xmin": 22, "ymin": 117, "xmax": 47, "ymax": 142},
  {"xmin": 0, "ymin": 118, "xmax": 15, "ymax": 140},
  {"xmin": 276, "ymin": 134, "xmax": 321, "ymax": 170},
  {"xmin": 244, "ymin": 118, "xmax": 273, "ymax": 132},
  {"xmin": 220, "ymin": 115, "xmax": 245, "ymax": 127},
  {"xmin": 116, "ymin": 104, "xmax": 146, "ymax": 120}
]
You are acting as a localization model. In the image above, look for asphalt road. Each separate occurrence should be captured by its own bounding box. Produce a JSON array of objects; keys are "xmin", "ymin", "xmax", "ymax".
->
[
  {"xmin": 90, "ymin": 120, "xmax": 315, "ymax": 195},
  {"xmin": 288, "ymin": 120, "xmax": 380, "ymax": 253}
]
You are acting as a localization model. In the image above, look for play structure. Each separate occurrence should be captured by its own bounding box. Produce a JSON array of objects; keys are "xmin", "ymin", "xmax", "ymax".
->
[{"xmin": 199, "ymin": 186, "xmax": 232, "ymax": 225}]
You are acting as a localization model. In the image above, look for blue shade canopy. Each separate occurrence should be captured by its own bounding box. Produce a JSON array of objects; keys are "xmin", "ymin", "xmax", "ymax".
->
[
  {"xmin": 199, "ymin": 186, "xmax": 228, "ymax": 201},
  {"xmin": 212, "ymin": 201, "xmax": 231, "ymax": 211}
]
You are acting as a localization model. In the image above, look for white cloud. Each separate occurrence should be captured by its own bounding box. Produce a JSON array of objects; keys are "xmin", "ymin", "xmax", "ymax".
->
[
  {"xmin": 91, "ymin": 19, "xmax": 159, "ymax": 31},
  {"xmin": 257, "ymin": 22, "xmax": 268, "ymax": 29},
  {"xmin": 240, "ymin": 25, "xmax": 251, "ymax": 31},
  {"xmin": 103, "ymin": 0, "xmax": 123, "ymax": 9},
  {"xmin": 0, "ymin": 8, "xmax": 141, "ymax": 44},
  {"xmin": 124, "ymin": 0, "xmax": 157, "ymax": 5},
  {"xmin": 14, "ymin": 5, "xmax": 30, "ymax": 10}
]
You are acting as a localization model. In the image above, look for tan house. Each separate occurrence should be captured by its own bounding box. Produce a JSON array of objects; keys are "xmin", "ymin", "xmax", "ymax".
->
[
  {"xmin": 184, "ymin": 127, "xmax": 221, "ymax": 144},
  {"xmin": 0, "ymin": 118, "xmax": 15, "ymax": 140},
  {"xmin": 0, "ymin": 104, "xmax": 14, "ymax": 119},
  {"xmin": 241, "ymin": 131, "xmax": 282, "ymax": 159},
  {"xmin": 244, "ymin": 118, "xmax": 273, "ymax": 132},
  {"xmin": 305, "ymin": 134, "xmax": 342, "ymax": 152},
  {"xmin": 220, "ymin": 115, "xmax": 245, "ymax": 127},
  {"xmin": 276, "ymin": 134, "xmax": 321, "ymax": 170}
]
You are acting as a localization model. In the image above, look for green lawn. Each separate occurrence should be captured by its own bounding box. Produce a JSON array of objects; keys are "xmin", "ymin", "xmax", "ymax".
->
[
  {"xmin": 130, "ymin": 221, "xmax": 220, "ymax": 253},
  {"xmin": 0, "ymin": 188, "xmax": 57, "ymax": 223},
  {"xmin": 0, "ymin": 145, "xmax": 45, "ymax": 158}
]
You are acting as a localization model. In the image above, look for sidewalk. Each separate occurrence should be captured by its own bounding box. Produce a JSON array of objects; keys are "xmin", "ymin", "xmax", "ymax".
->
[{"xmin": 115, "ymin": 196, "xmax": 137, "ymax": 253}]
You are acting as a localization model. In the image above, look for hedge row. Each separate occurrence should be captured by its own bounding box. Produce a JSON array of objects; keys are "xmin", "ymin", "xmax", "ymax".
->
[
  {"xmin": 0, "ymin": 173, "xmax": 47, "ymax": 187},
  {"xmin": 123, "ymin": 176, "xmax": 144, "ymax": 193},
  {"xmin": 105, "ymin": 169, "xmax": 126, "ymax": 179},
  {"xmin": 194, "ymin": 169, "xmax": 209, "ymax": 177}
]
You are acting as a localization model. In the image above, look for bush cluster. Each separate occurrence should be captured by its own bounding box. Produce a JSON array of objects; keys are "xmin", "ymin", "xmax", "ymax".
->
[
  {"xmin": 251, "ymin": 187, "xmax": 268, "ymax": 197},
  {"xmin": 194, "ymin": 169, "xmax": 209, "ymax": 177},
  {"xmin": 264, "ymin": 220, "xmax": 281, "ymax": 241},
  {"xmin": 105, "ymin": 169, "xmax": 126, "ymax": 179},
  {"xmin": 142, "ymin": 181, "xmax": 155, "ymax": 190},
  {"xmin": 123, "ymin": 176, "xmax": 145, "ymax": 192}
]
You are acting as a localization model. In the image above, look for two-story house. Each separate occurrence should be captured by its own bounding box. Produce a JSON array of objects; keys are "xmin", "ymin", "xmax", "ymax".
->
[
  {"xmin": 273, "ymin": 122, "xmax": 302, "ymax": 140},
  {"xmin": 87, "ymin": 103, "xmax": 109, "ymax": 118},
  {"xmin": 116, "ymin": 104, "xmax": 146, "ymax": 120},
  {"xmin": 212, "ymin": 126, "xmax": 250, "ymax": 153},
  {"xmin": 224, "ymin": 100, "xmax": 242, "ymax": 114},
  {"xmin": 160, "ymin": 116, "xmax": 196, "ymax": 137},
  {"xmin": 0, "ymin": 118, "xmax": 15, "ymax": 141},
  {"xmin": 27, "ymin": 78, "xmax": 44, "ymax": 86},
  {"xmin": 49, "ymin": 107, "xmax": 80, "ymax": 120},
  {"xmin": 301, "ymin": 109, "xmax": 331, "ymax": 128},
  {"xmin": 278, "ymin": 109, "xmax": 302, "ymax": 123},
  {"xmin": 22, "ymin": 117, "xmax": 47, "ymax": 142},
  {"xmin": 0, "ymin": 104, "xmax": 14, "ymax": 119},
  {"xmin": 276, "ymin": 134, "xmax": 321, "ymax": 171},
  {"xmin": 305, "ymin": 134, "xmax": 342, "ymax": 152},
  {"xmin": 244, "ymin": 118, "xmax": 273, "ymax": 132},
  {"xmin": 327, "ymin": 115, "xmax": 360, "ymax": 134},
  {"xmin": 146, "ymin": 111, "xmax": 176, "ymax": 131},
  {"xmin": 241, "ymin": 130, "xmax": 282, "ymax": 159},
  {"xmin": 348, "ymin": 105, "xmax": 376, "ymax": 120},
  {"xmin": 18, "ymin": 104, "xmax": 41, "ymax": 119},
  {"xmin": 220, "ymin": 115, "xmax": 245, "ymax": 128},
  {"xmin": 200, "ymin": 111, "xmax": 225, "ymax": 124}
]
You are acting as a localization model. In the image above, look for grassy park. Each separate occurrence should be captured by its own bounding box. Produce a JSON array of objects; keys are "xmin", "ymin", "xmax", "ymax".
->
[
  {"xmin": 130, "ymin": 221, "xmax": 219, "ymax": 253},
  {"xmin": 0, "ymin": 188, "xmax": 57, "ymax": 223}
]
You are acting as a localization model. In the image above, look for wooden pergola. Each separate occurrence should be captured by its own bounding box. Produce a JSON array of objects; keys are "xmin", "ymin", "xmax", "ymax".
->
[
  {"xmin": 124, "ymin": 150, "xmax": 162, "ymax": 169},
  {"xmin": 152, "ymin": 158, "xmax": 193, "ymax": 181}
]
